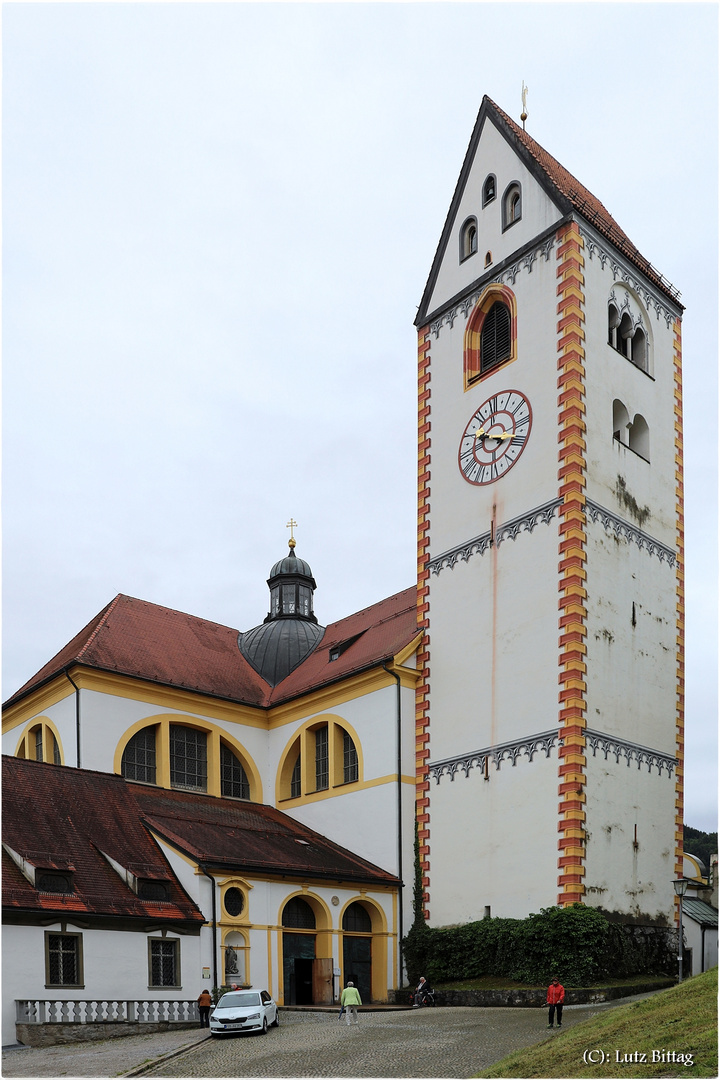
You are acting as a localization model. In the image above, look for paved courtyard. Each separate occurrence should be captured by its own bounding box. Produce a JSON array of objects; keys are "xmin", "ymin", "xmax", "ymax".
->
[
  {"xmin": 2, "ymin": 994, "xmax": 657, "ymax": 1079},
  {"xmin": 141, "ymin": 1005, "xmax": 621, "ymax": 1077}
]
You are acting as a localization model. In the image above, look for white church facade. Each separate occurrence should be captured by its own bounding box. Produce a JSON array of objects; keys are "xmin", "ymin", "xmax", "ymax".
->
[{"xmin": 2, "ymin": 96, "xmax": 684, "ymax": 1045}]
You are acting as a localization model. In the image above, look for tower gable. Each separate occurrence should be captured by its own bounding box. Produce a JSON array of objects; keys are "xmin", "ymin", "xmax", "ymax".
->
[{"xmin": 417, "ymin": 102, "xmax": 565, "ymax": 325}]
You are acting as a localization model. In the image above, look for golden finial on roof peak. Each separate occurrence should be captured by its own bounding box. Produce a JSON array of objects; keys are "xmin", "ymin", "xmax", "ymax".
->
[{"xmin": 521, "ymin": 82, "xmax": 528, "ymax": 130}]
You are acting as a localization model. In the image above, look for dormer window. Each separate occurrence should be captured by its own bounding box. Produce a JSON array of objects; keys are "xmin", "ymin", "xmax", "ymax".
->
[
  {"xmin": 482, "ymin": 174, "xmax": 496, "ymax": 206},
  {"xmin": 502, "ymin": 183, "xmax": 522, "ymax": 230},
  {"xmin": 328, "ymin": 632, "xmax": 364, "ymax": 661},
  {"xmin": 137, "ymin": 879, "xmax": 170, "ymax": 901},
  {"xmin": 460, "ymin": 217, "xmax": 478, "ymax": 262},
  {"xmin": 37, "ymin": 870, "xmax": 74, "ymax": 893}
]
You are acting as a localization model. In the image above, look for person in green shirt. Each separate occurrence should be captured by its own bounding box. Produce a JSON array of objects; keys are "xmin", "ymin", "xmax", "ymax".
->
[{"xmin": 340, "ymin": 980, "xmax": 362, "ymax": 1025}]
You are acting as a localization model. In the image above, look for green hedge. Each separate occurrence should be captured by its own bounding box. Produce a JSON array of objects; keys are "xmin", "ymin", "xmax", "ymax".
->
[{"xmin": 403, "ymin": 905, "xmax": 675, "ymax": 987}]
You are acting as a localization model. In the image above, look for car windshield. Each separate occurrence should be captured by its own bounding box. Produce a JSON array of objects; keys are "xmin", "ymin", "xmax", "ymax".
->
[{"xmin": 218, "ymin": 992, "xmax": 261, "ymax": 1007}]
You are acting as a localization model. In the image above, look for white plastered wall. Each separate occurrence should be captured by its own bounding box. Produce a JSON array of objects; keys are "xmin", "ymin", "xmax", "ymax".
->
[
  {"xmin": 2, "ymin": 922, "xmax": 199, "ymax": 1047},
  {"xmin": 427, "ymin": 118, "xmax": 562, "ymax": 317},
  {"xmin": 583, "ymin": 760, "xmax": 676, "ymax": 922},
  {"xmin": 427, "ymin": 752, "xmax": 559, "ymax": 923}
]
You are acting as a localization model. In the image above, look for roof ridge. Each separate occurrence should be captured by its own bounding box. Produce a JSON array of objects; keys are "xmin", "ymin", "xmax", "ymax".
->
[
  {"xmin": 485, "ymin": 96, "xmax": 682, "ymax": 306},
  {"xmin": 75, "ymin": 593, "xmax": 125, "ymax": 663}
]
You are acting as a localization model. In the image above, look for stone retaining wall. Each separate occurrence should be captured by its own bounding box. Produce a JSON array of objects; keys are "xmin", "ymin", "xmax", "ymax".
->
[
  {"xmin": 16, "ymin": 1020, "xmax": 198, "ymax": 1048},
  {"xmin": 388, "ymin": 979, "xmax": 674, "ymax": 1008}
]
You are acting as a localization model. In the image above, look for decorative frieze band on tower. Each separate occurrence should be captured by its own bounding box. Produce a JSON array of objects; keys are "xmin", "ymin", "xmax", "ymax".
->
[
  {"xmin": 416, "ymin": 327, "xmax": 432, "ymax": 918},
  {"xmin": 555, "ymin": 220, "xmax": 588, "ymax": 907},
  {"xmin": 672, "ymin": 318, "xmax": 685, "ymax": 892}
]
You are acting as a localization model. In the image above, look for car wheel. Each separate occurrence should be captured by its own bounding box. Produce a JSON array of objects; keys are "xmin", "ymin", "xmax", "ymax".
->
[
  {"xmin": 260, "ymin": 1017, "xmax": 268, "ymax": 1035},
  {"xmin": 272, "ymin": 1009, "xmax": 280, "ymax": 1028}
]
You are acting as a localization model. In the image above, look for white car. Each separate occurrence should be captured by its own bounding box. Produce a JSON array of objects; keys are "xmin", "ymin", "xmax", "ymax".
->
[{"xmin": 210, "ymin": 989, "xmax": 279, "ymax": 1036}]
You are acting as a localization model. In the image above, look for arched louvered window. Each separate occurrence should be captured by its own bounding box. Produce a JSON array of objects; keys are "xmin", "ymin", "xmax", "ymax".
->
[
  {"xmin": 481, "ymin": 302, "xmax": 512, "ymax": 373},
  {"xmin": 282, "ymin": 897, "xmax": 316, "ymax": 929},
  {"xmin": 482, "ymin": 174, "xmax": 496, "ymax": 205},
  {"xmin": 221, "ymin": 743, "xmax": 250, "ymax": 799},
  {"xmin": 122, "ymin": 727, "xmax": 157, "ymax": 784},
  {"xmin": 342, "ymin": 902, "xmax": 372, "ymax": 932}
]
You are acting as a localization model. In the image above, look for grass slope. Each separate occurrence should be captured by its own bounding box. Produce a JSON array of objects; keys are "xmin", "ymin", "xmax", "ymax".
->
[{"xmin": 477, "ymin": 967, "xmax": 717, "ymax": 1079}]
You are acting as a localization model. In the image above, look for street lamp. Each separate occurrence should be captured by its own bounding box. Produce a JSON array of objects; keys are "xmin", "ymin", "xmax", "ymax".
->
[{"xmin": 672, "ymin": 877, "xmax": 690, "ymax": 982}]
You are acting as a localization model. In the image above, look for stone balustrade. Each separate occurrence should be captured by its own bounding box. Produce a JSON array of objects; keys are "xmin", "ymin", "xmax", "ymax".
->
[{"xmin": 15, "ymin": 999, "xmax": 200, "ymax": 1047}]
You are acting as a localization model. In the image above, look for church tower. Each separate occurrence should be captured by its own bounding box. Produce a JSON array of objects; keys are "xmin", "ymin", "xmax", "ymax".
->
[{"xmin": 415, "ymin": 97, "xmax": 684, "ymax": 927}]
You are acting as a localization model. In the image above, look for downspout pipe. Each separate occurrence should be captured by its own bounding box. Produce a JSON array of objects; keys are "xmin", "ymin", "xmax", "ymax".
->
[
  {"xmin": 64, "ymin": 668, "xmax": 81, "ymax": 768},
  {"xmin": 382, "ymin": 661, "xmax": 404, "ymax": 983},
  {"xmin": 200, "ymin": 865, "xmax": 219, "ymax": 990}
]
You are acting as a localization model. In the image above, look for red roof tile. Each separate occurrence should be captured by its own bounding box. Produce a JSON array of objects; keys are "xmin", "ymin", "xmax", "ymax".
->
[
  {"xmin": 3, "ymin": 587, "xmax": 420, "ymax": 711},
  {"xmin": 133, "ymin": 784, "xmax": 399, "ymax": 885},
  {"xmin": 487, "ymin": 98, "xmax": 681, "ymax": 305},
  {"xmin": 269, "ymin": 587, "xmax": 419, "ymax": 704},
  {"xmin": 4, "ymin": 595, "xmax": 275, "ymax": 709},
  {"xmin": 2, "ymin": 756, "xmax": 205, "ymax": 924}
]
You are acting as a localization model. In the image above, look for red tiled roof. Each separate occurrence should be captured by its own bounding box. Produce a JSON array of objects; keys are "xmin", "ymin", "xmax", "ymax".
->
[
  {"xmin": 3, "ymin": 595, "xmax": 275, "ymax": 708},
  {"xmin": 2, "ymin": 756, "xmax": 205, "ymax": 923},
  {"xmin": 269, "ymin": 587, "xmax": 419, "ymax": 704},
  {"xmin": 487, "ymin": 98, "xmax": 681, "ymax": 305},
  {"xmin": 3, "ymin": 587, "xmax": 420, "ymax": 711},
  {"xmin": 133, "ymin": 785, "xmax": 399, "ymax": 885}
]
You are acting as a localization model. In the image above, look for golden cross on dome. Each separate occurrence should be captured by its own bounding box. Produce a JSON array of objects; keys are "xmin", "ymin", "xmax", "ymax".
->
[{"xmin": 286, "ymin": 518, "xmax": 298, "ymax": 548}]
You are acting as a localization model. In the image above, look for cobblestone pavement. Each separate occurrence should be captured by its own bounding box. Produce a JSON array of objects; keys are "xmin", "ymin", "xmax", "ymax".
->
[
  {"xmin": 1, "ymin": 994, "xmax": 657, "ymax": 1079},
  {"xmin": 144, "ymin": 999, "xmax": 646, "ymax": 1078},
  {"xmin": 2, "ymin": 1026, "xmax": 209, "ymax": 1078}
]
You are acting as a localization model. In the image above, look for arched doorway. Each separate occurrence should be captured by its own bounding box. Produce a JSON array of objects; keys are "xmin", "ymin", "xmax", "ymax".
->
[
  {"xmin": 342, "ymin": 901, "xmax": 372, "ymax": 1004},
  {"xmin": 282, "ymin": 897, "xmax": 316, "ymax": 1005}
]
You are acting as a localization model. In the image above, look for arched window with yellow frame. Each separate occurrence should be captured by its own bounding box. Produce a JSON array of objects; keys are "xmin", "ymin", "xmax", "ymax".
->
[
  {"xmin": 276, "ymin": 717, "xmax": 362, "ymax": 804},
  {"xmin": 115, "ymin": 717, "xmax": 262, "ymax": 802},
  {"xmin": 463, "ymin": 284, "xmax": 517, "ymax": 389},
  {"xmin": 15, "ymin": 719, "xmax": 63, "ymax": 765}
]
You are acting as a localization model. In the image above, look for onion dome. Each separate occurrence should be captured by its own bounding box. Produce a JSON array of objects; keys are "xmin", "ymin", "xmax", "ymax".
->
[{"xmin": 238, "ymin": 540, "xmax": 325, "ymax": 687}]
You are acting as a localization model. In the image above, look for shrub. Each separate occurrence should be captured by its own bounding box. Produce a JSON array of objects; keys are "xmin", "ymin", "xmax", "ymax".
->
[{"xmin": 402, "ymin": 905, "xmax": 675, "ymax": 987}]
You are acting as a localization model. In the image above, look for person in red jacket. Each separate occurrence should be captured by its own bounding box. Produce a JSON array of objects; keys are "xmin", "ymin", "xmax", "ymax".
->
[{"xmin": 545, "ymin": 977, "xmax": 565, "ymax": 1028}]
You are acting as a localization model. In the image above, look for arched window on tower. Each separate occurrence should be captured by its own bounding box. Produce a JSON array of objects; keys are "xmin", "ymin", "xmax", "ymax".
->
[
  {"xmin": 459, "ymin": 217, "xmax": 478, "ymax": 262},
  {"xmin": 629, "ymin": 414, "xmax": 650, "ymax": 460},
  {"xmin": 502, "ymin": 183, "xmax": 522, "ymax": 230},
  {"xmin": 613, "ymin": 399, "xmax": 630, "ymax": 446},
  {"xmin": 481, "ymin": 301, "xmax": 512, "ymax": 373},
  {"xmin": 608, "ymin": 303, "xmax": 620, "ymax": 348},
  {"xmin": 482, "ymin": 174, "xmax": 496, "ymax": 206},
  {"xmin": 630, "ymin": 327, "xmax": 647, "ymax": 371}
]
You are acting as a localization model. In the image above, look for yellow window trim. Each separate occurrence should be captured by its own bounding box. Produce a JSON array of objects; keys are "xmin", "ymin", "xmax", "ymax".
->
[
  {"xmin": 114, "ymin": 714, "xmax": 263, "ymax": 802},
  {"xmin": 13, "ymin": 717, "xmax": 65, "ymax": 765}
]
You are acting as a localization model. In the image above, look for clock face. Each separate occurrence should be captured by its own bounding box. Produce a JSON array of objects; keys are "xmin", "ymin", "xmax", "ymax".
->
[{"xmin": 458, "ymin": 390, "xmax": 533, "ymax": 485}]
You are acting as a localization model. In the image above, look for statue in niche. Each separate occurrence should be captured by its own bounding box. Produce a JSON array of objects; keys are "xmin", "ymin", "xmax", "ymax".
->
[{"xmin": 225, "ymin": 945, "xmax": 238, "ymax": 976}]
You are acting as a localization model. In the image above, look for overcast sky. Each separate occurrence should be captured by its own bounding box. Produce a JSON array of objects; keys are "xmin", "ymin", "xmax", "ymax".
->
[{"xmin": 3, "ymin": 3, "xmax": 717, "ymax": 831}]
